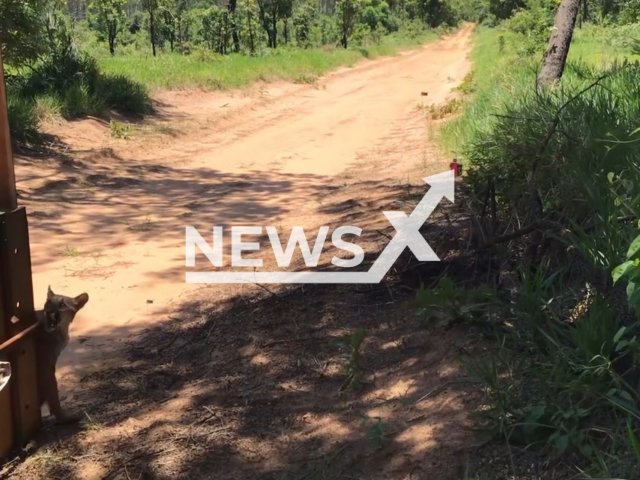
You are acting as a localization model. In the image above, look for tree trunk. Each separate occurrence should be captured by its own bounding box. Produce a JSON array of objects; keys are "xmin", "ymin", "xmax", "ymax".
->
[
  {"xmin": 284, "ymin": 18, "xmax": 289, "ymax": 45},
  {"xmin": 149, "ymin": 8, "xmax": 157, "ymax": 56},
  {"xmin": 228, "ymin": 0, "xmax": 241, "ymax": 53},
  {"xmin": 256, "ymin": 1, "xmax": 276, "ymax": 48},
  {"xmin": 247, "ymin": 10, "xmax": 255, "ymax": 54},
  {"xmin": 271, "ymin": 12, "xmax": 277, "ymax": 47},
  {"xmin": 108, "ymin": 23, "xmax": 116, "ymax": 55},
  {"xmin": 537, "ymin": 0, "xmax": 580, "ymax": 87}
]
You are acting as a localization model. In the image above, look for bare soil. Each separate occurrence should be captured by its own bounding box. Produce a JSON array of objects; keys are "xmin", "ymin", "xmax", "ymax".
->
[{"xmin": 1, "ymin": 25, "xmax": 488, "ymax": 480}]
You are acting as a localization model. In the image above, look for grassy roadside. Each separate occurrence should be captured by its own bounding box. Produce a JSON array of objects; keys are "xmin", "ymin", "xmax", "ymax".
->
[
  {"xmin": 431, "ymin": 23, "xmax": 640, "ymax": 480},
  {"xmin": 438, "ymin": 25, "xmax": 640, "ymax": 157},
  {"xmin": 90, "ymin": 29, "xmax": 441, "ymax": 91}
]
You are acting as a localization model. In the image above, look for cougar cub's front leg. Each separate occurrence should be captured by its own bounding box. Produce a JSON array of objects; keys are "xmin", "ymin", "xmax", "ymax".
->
[{"xmin": 40, "ymin": 363, "xmax": 82, "ymax": 424}]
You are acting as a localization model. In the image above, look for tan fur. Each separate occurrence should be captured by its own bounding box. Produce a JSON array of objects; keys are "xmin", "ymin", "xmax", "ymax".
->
[{"xmin": 34, "ymin": 286, "xmax": 89, "ymax": 424}]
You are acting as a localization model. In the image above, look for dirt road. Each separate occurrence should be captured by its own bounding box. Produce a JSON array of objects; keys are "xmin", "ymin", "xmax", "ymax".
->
[{"xmin": 9, "ymin": 24, "xmax": 475, "ymax": 480}]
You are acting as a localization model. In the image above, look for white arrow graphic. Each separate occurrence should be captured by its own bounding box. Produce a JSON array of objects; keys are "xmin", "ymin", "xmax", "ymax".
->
[{"xmin": 186, "ymin": 170, "xmax": 454, "ymax": 284}]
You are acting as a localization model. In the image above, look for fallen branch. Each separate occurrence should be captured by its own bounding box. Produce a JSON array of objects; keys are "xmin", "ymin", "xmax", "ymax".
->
[
  {"xmin": 464, "ymin": 220, "xmax": 549, "ymax": 256},
  {"xmin": 404, "ymin": 220, "xmax": 553, "ymax": 273}
]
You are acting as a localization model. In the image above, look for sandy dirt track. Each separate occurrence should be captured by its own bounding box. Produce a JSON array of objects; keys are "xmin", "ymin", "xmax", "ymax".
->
[
  {"xmin": 22, "ymin": 24, "xmax": 472, "ymax": 378},
  {"xmin": 6, "ymin": 24, "xmax": 479, "ymax": 480}
]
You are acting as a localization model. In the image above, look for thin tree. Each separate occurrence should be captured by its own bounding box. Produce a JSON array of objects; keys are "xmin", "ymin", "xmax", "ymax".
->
[
  {"xmin": 228, "ymin": 0, "xmax": 240, "ymax": 53},
  {"xmin": 537, "ymin": 0, "xmax": 581, "ymax": 86},
  {"xmin": 336, "ymin": 0, "xmax": 361, "ymax": 48},
  {"xmin": 143, "ymin": 0, "xmax": 159, "ymax": 56},
  {"xmin": 256, "ymin": 0, "xmax": 277, "ymax": 48},
  {"xmin": 89, "ymin": 0, "xmax": 128, "ymax": 55},
  {"xmin": 247, "ymin": 8, "xmax": 255, "ymax": 54}
]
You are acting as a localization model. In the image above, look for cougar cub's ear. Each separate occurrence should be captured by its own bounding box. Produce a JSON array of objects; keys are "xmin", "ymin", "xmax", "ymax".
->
[
  {"xmin": 47, "ymin": 285, "xmax": 54, "ymax": 300},
  {"xmin": 74, "ymin": 293, "xmax": 89, "ymax": 310}
]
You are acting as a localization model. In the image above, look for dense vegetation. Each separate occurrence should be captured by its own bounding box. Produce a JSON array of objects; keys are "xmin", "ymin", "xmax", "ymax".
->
[{"xmin": 410, "ymin": 1, "xmax": 640, "ymax": 478}]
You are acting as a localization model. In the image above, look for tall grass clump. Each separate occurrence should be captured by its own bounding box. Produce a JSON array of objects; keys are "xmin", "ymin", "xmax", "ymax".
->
[
  {"xmin": 442, "ymin": 28, "xmax": 640, "ymax": 265},
  {"xmin": 6, "ymin": 41, "xmax": 153, "ymax": 145},
  {"xmin": 16, "ymin": 46, "xmax": 153, "ymax": 119},
  {"xmin": 6, "ymin": 86, "xmax": 40, "ymax": 145},
  {"xmin": 464, "ymin": 267, "xmax": 640, "ymax": 479},
  {"xmin": 463, "ymin": 59, "xmax": 640, "ymax": 268}
]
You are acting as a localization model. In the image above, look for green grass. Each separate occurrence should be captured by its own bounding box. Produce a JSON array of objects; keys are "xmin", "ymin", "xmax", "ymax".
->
[
  {"xmin": 91, "ymin": 30, "xmax": 440, "ymax": 91},
  {"xmin": 438, "ymin": 24, "xmax": 640, "ymax": 156},
  {"xmin": 437, "ymin": 27, "xmax": 522, "ymax": 156},
  {"xmin": 7, "ymin": 87, "xmax": 40, "ymax": 144},
  {"xmin": 570, "ymin": 22, "xmax": 640, "ymax": 65}
]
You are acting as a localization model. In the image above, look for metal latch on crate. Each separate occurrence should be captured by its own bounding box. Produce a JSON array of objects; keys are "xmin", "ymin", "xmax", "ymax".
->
[{"xmin": 0, "ymin": 361, "xmax": 11, "ymax": 392}]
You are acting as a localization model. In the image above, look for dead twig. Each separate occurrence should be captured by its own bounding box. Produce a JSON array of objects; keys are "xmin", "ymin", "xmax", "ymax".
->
[
  {"xmin": 423, "ymin": 345, "xmax": 453, "ymax": 368},
  {"xmin": 467, "ymin": 221, "xmax": 543, "ymax": 256},
  {"xmin": 255, "ymin": 283, "xmax": 281, "ymax": 297},
  {"xmin": 294, "ymin": 443, "xmax": 350, "ymax": 465},
  {"xmin": 86, "ymin": 115, "xmax": 111, "ymax": 126},
  {"xmin": 101, "ymin": 448, "xmax": 177, "ymax": 480},
  {"xmin": 204, "ymin": 321, "xmax": 217, "ymax": 344},
  {"xmin": 262, "ymin": 337, "xmax": 310, "ymax": 347},
  {"xmin": 409, "ymin": 379, "xmax": 480, "ymax": 410},
  {"xmin": 172, "ymin": 425, "xmax": 233, "ymax": 441}
]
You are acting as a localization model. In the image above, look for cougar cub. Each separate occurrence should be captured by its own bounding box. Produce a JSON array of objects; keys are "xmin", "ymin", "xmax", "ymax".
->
[{"xmin": 35, "ymin": 286, "xmax": 89, "ymax": 423}]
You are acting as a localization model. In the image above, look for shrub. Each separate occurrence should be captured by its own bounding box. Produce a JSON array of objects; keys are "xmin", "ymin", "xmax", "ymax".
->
[
  {"xmin": 6, "ymin": 41, "xmax": 153, "ymax": 144},
  {"xmin": 459, "ymin": 60, "xmax": 640, "ymax": 272},
  {"xmin": 7, "ymin": 90, "xmax": 40, "ymax": 146},
  {"xmin": 94, "ymin": 74, "xmax": 153, "ymax": 117}
]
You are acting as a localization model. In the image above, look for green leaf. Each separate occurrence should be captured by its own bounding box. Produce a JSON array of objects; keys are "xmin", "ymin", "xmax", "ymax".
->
[
  {"xmin": 627, "ymin": 419, "xmax": 640, "ymax": 463},
  {"xmin": 575, "ymin": 408, "xmax": 590, "ymax": 418},
  {"xmin": 629, "ymin": 235, "xmax": 640, "ymax": 259},
  {"xmin": 523, "ymin": 404, "xmax": 546, "ymax": 436},
  {"xmin": 624, "ymin": 179, "xmax": 634, "ymax": 193},
  {"xmin": 628, "ymin": 281, "xmax": 640, "ymax": 308},
  {"xmin": 606, "ymin": 393, "xmax": 640, "ymax": 418},
  {"xmin": 621, "ymin": 390, "xmax": 635, "ymax": 402},
  {"xmin": 615, "ymin": 326, "xmax": 627, "ymax": 343},
  {"xmin": 607, "ymin": 172, "xmax": 615, "ymax": 183},
  {"xmin": 616, "ymin": 340, "xmax": 630, "ymax": 352},
  {"xmin": 613, "ymin": 261, "xmax": 635, "ymax": 283},
  {"xmin": 530, "ymin": 404, "xmax": 546, "ymax": 421},
  {"xmin": 555, "ymin": 434, "xmax": 569, "ymax": 455}
]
